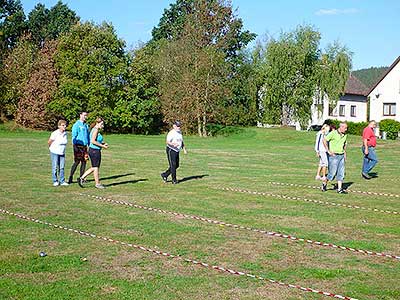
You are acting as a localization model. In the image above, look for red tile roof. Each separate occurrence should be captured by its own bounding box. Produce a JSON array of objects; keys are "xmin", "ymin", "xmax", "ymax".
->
[{"xmin": 345, "ymin": 74, "xmax": 368, "ymax": 96}]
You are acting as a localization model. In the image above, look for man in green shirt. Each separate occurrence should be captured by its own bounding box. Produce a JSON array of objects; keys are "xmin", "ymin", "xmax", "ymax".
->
[{"xmin": 322, "ymin": 122, "xmax": 348, "ymax": 194}]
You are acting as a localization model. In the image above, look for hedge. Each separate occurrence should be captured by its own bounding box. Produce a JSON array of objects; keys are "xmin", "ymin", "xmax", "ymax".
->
[{"xmin": 379, "ymin": 119, "xmax": 400, "ymax": 140}]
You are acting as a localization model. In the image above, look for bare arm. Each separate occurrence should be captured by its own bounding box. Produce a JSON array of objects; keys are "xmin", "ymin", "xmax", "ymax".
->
[{"xmin": 90, "ymin": 128, "xmax": 108, "ymax": 149}]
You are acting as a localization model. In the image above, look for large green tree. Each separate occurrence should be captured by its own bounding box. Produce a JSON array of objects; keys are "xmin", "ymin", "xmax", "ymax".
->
[
  {"xmin": 112, "ymin": 46, "xmax": 162, "ymax": 134},
  {"xmin": 51, "ymin": 22, "xmax": 126, "ymax": 125},
  {"xmin": 27, "ymin": 1, "xmax": 79, "ymax": 47},
  {"xmin": 0, "ymin": 0, "xmax": 27, "ymax": 52},
  {"xmin": 257, "ymin": 25, "xmax": 351, "ymax": 127}
]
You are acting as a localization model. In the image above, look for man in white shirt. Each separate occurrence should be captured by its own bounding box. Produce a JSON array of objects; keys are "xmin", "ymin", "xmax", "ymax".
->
[{"xmin": 161, "ymin": 121, "xmax": 187, "ymax": 184}]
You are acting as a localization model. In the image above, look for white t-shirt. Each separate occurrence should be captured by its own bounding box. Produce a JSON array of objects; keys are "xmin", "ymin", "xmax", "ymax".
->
[
  {"xmin": 49, "ymin": 129, "xmax": 68, "ymax": 155},
  {"xmin": 166, "ymin": 129, "xmax": 183, "ymax": 152}
]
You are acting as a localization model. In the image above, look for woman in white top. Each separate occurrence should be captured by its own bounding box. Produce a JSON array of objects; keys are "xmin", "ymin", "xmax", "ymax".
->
[
  {"xmin": 314, "ymin": 124, "xmax": 330, "ymax": 180},
  {"xmin": 161, "ymin": 121, "xmax": 187, "ymax": 184},
  {"xmin": 48, "ymin": 120, "xmax": 68, "ymax": 186}
]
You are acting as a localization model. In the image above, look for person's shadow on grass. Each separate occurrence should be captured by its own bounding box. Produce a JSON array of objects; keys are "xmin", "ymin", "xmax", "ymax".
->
[
  {"xmin": 104, "ymin": 178, "xmax": 148, "ymax": 187},
  {"xmin": 332, "ymin": 182, "xmax": 354, "ymax": 190},
  {"xmin": 179, "ymin": 174, "xmax": 209, "ymax": 183},
  {"xmin": 100, "ymin": 173, "xmax": 135, "ymax": 181}
]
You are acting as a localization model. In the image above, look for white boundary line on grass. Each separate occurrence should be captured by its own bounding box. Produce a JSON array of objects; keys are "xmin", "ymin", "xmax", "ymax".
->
[
  {"xmin": 0, "ymin": 208, "xmax": 358, "ymax": 300},
  {"xmin": 219, "ymin": 187, "xmax": 399, "ymax": 215},
  {"xmin": 268, "ymin": 181, "xmax": 400, "ymax": 199},
  {"xmin": 79, "ymin": 193, "xmax": 400, "ymax": 261}
]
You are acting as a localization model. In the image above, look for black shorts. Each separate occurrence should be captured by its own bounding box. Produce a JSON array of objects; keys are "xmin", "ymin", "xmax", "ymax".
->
[
  {"xmin": 73, "ymin": 144, "xmax": 88, "ymax": 162},
  {"xmin": 88, "ymin": 148, "xmax": 101, "ymax": 168}
]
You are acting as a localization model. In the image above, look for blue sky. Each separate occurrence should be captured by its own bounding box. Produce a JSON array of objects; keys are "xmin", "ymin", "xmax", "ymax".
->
[{"xmin": 20, "ymin": 0, "xmax": 400, "ymax": 70}]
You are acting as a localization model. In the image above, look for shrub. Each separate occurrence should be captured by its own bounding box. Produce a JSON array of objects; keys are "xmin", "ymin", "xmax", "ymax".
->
[
  {"xmin": 347, "ymin": 121, "xmax": 368, "ymax": 136},
  {"xmin": 206, "ymin": 123, "xmax": 244, "ymax": 136},
  {"xmin": 323, "ymin": 119, "xmax": 368, "ymax": 135},
  {"xmin": 379, "ymin": 119, "xmax": 400, "ymax": 140}
]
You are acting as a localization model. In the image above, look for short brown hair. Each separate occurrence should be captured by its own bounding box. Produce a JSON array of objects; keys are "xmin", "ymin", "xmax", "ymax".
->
[{"xmin": 58, "ymin": 120, "xmax": 67, "ymax": 126}]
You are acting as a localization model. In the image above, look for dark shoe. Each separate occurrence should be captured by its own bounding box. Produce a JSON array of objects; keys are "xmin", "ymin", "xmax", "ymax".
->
[
  {"xmin": 78, "ymin": 177, "xmax": 85, "ymax": 188},
  {"xmin": 321, "ymin": 182, "xmax": 327, "ymax": 192},
  {"xmin": 337, "ymin": 189, "xmax": 348, "ymax": 194},
  {"xmin": 160, "ymin": 173, "xmax": 167, "ymax": 183},
  {"xmin": 362, "ymin": 172, "xmax": 371, "ymax": 180},
  {"xmin": 67, "ymin": 177, "xmax": 73, "ymax": 184}
]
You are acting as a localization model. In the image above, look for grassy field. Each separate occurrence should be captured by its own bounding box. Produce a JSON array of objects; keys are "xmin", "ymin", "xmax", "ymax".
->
[{"xmin": 0, "ymin": 123, "xmax": 399, "ymax": 300}]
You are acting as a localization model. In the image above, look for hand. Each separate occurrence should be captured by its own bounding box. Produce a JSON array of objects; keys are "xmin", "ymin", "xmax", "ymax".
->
[
  {"xmin": 183, "ymin": 148, "xmax": 187, "ymax": 155},
  {"xmin": 316, "ymin": 152, "xmax": 320, "ymax": 158},
  {"xmin": 364, "ymin": 149, "xmax": 369, "ymax": 156},
  {"xmin": 329, "ymin": 151, "xmax": 335, "ymax": 156},
  {"xmin": 103, "ymin": 143, "xmax": 109, "ymax": 149}
]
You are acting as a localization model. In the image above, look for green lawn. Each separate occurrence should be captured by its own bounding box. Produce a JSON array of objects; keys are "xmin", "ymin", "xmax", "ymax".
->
[{"xmin": 1, "ymin": 123, "xmax": 399, "ymax": 300}]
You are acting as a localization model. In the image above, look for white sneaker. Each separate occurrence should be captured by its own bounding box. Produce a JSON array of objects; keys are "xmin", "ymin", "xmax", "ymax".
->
[
  {"xmin": 53, "ymin": 182, "xmax": 59, "ymax": 186},
  {"xmin": 95, "ymin": 184, "xmax": 105, "ymax": 189},
  {"xmin": 60, "ymin": 182, "xmax": 69, "ymax": 186}
]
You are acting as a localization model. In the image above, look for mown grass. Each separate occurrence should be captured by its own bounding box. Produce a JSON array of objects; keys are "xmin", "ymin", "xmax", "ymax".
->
[{"xmin": 0, "ymin": 122, "xmax": 399, "ymax": 300}]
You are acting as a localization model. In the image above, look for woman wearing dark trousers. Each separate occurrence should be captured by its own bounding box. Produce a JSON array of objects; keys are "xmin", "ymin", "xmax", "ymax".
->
[{"xmin": 161, "ymin": 121, "xmax": 187, "ymax": 184}]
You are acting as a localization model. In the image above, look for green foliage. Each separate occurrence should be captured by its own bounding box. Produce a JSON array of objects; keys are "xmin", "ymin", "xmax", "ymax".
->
[
  {"xmin": 111, "ymin": 46, "xmax": 162, "ymax": 134},
  {"xmin": 347, "ymin": 121, "xmax": 368, "ymax": 136},
  {"xmin": 205, "ymin": 123, "xmax": 244, "ymax": 136},
  {"xmin": 0, "ymin": 0, "xmax": 27, "ymax": 52},
  {"xmin": 51, "ymin": 22, "xmax": 126, "ymax": 122},
  {"xmin": 318, "ymin": 41, "xmax": 352, "ymax": 106},
  {"xmin": 353, "ymin": 66, "xmax": 388, "ymax": 89},
  {"xmin": 0, "ymin": 34, "xmax": 37, "ymax": 118},
  {"xmin": 324, "ymin": 119, "xmax": 369, "ymax": 136},
  {"xmin": 216, "ymin": 51, "xmax": 258, "ymax": 126},
  {"xmin": 27, "ymin": 1, "xmax": 79, "ymax": 47},
  {"xmin": 151, "ymin": 0, "xmax": 256, "ymax": 61},
  {"xmin": 259, "ymin": 25, "xmax": 322, "ymax": 126},
  {"xmin": 257, "ymin": 26, "xmax": 351, "ymax": 127},
  {"xmin": 379, "ymin": 119, "xmax": 400, "ymax": 140}
]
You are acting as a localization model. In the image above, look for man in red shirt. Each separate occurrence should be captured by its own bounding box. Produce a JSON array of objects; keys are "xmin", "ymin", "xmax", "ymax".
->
[{"xmin": 361, "ymin": 120, "xmax": 378, "ymax": 179}]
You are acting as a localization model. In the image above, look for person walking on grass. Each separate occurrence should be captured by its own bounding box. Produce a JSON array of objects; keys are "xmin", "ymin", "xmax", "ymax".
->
[
  {"xmin": 68, "ymin": 111, "xmax": 90, "ymax": 184},
  {"xmin": 315, "ymin": 124, "xmax": 330, "ymax": 180},
  {"xmin": 48, "ymin": 120, "xmax": 68, "ymax": 186},
  {"xmin": 361, "ymin": 120, "xmax": 378, "ymax": 179},
  {"xmin": 322, "ymin": 122, "xmax": 348, "ymax": 194},
  {"xmin": 161, "ymin": 121, "xmax": 187, "ymax": 184},
  {"xmin": 78, "ymin": 117, "xmax": 108, "ymax": 189}
]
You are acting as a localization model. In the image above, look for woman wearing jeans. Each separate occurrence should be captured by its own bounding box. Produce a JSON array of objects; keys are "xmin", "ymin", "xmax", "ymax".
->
[{"xmin": 48, "ymin": 120, "xmax": 68, "ymax": 186}]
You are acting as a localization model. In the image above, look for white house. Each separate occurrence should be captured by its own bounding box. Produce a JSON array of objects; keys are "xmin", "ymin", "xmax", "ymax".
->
[
  {"xmin": 311, "ymin": 74, "xmax": 368, "ymax": 126},
  {"xmin": 368, "ymin": 56, "xmax": 400, "ymax": 122}
]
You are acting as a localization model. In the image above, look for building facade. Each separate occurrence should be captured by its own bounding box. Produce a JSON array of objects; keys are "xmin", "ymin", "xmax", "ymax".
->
[{"xmin": 367, "ymin": 56, "xmax": 400, "ymax": 122}]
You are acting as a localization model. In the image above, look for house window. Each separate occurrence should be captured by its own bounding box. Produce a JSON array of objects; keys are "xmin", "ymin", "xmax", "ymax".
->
[
  {"xmin": 383, "ymin": 103, "xmax": 396, "ymax": 116},
  {"xmin": 350, "ymin": 105, "xmax": 356, "ymax": 117},
  {"xmin": 339, "ymin": 105, "xmax": 345, "ymax": 117}
]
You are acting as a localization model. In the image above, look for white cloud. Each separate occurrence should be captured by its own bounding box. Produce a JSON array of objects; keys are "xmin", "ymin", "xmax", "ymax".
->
[{"xmin": 315, "ymin": 8, "xmax": 359, "ymax": 16}]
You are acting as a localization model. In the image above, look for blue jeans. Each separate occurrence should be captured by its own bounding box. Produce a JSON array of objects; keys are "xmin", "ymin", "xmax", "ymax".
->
[
  {"xmin": 50, "ymin": 152, "xmax": 66, "ymax": 183},
  {"xmin": 362, "ymin": 146, "xmax": 378, "ymax": 174},
  {"xmin": 327, "ymin": 154, "xmax": 345, "ymax": 182}
]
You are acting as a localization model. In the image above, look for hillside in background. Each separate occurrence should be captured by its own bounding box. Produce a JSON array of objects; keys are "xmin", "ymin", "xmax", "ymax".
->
[{"xmin": 352, "ymin": 66, "xmax": 388, "ymax": 89}]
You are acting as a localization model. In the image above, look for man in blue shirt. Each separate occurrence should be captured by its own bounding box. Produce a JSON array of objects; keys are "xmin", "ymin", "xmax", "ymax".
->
[{"xmin": 68, "ymin": 112, "xmax": 90, "ymax": 184}]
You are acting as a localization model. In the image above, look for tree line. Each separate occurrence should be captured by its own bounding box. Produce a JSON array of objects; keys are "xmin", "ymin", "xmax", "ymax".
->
[{"xmin": 0, "ymin": 0, "xmax": 352, "ymax": 135}]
